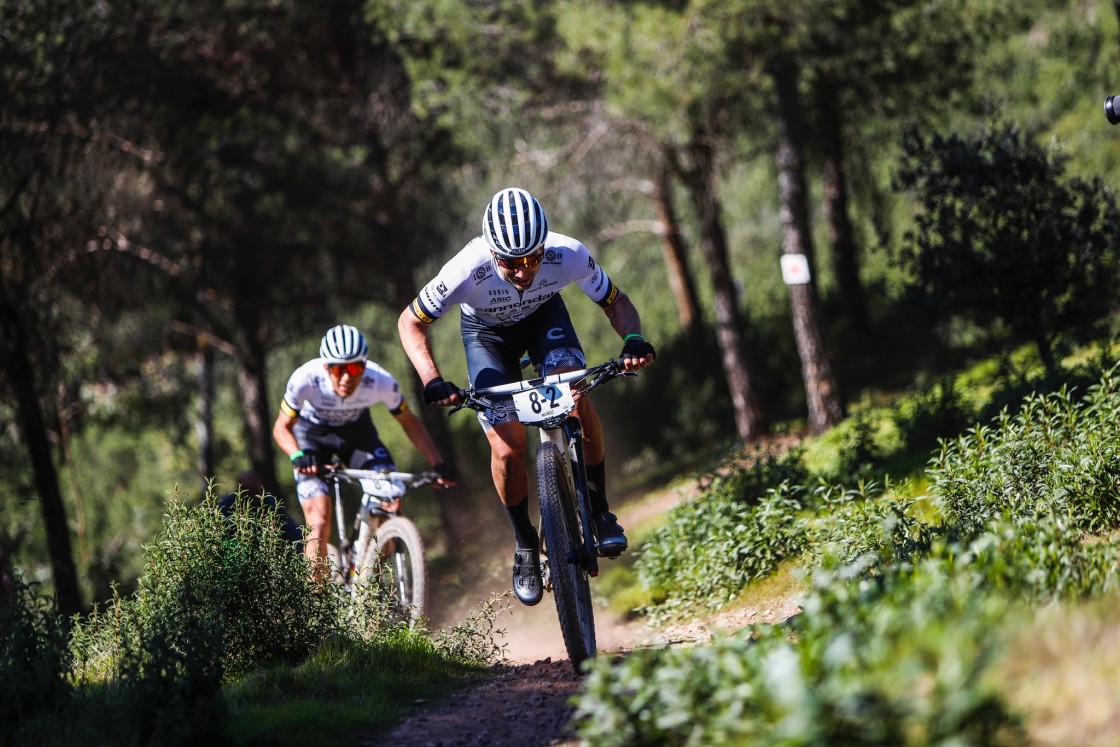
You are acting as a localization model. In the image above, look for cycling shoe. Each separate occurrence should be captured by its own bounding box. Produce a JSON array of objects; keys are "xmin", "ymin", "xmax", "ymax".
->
[
  {"xmin": 512, "ymin": 548, "xmax": 543, "ymax": 606},
  {"xmin": 594, "ymin": 512, "xmax": 628, "ymax": 557}
]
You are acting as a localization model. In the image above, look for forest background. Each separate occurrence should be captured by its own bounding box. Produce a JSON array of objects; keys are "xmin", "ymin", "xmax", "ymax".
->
[{"xmin": 3, "ymin": 0, "xmax": 1120, "ymax": 620}]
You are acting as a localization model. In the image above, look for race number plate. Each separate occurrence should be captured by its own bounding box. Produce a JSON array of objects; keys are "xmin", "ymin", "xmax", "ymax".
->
[{"xmin": 512, "ymin": 382, "xmax": 575, "ymax": 424}]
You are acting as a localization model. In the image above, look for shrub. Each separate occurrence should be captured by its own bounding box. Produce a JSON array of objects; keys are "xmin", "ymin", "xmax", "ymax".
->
[
  {"xmin": 576, "ymin": 556, "xmax": 1022, "ymax": 746},
  {"xmin": 66, "ymin": 491, "xmax": 342, "ymax": 744},
  {"xmin": 0, "ymin": 576, "xmax": 72, "ymax": 739},
  {"xmin": 931, "ymin": 367, "xmax": 1120, "ymax": 540},
  {"xmin": 636, "ymin": 471, "xmax": 807, "ymax": 623}
]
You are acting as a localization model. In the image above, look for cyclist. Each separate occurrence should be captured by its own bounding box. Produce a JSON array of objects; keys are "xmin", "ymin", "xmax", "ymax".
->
[
  {"xmin": 272, "ymin": 324, "xmax": 456, "ymax": 581},
  {"xmin": 397, "ymin": 187, "xmax": 655, "ymax": 606}
]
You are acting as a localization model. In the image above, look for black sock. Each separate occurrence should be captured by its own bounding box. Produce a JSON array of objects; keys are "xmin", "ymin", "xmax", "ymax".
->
[
  {"xmin": 586, "ymin": 460, "xmax": 608, "ymax": 514},
  {"xmin": 504, "ymin": 497, "xmax": 538, "ymax": 550}
]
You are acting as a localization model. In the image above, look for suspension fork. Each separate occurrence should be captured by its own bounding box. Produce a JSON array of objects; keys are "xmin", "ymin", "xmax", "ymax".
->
[{"xmin": 560, "ymin": 415, "xmax": 600, "ymax": 577}]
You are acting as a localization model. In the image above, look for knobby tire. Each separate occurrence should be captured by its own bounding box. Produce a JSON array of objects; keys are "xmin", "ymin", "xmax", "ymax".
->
[
  {"xmin": 358, "ymin": 516, "xmax": 428, "ymax": 627},
  {"xmin": 537, "ymin": 441, "xmax": 596, "ymax": 667}
]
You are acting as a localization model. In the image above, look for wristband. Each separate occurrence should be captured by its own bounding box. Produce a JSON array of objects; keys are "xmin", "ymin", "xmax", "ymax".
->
[
  {"xmin": 290, "ymin": 450, "xmax": 305, "ymax": 463},
  {"xmin": 623, "ymin": 333, "xmax": 645, "ymax": 343}
]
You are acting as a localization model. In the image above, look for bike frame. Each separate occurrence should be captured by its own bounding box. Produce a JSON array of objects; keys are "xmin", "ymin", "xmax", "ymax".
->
[
  {"xmin": 455, "ymin": 360, "xmax": 631, "ymax": 567},
  {"xmin": 322, "ymin": 466, "xmax": 436, "ymax": 586},
  {"xmin": 455, "ymin": 360, "xmax": 633, "ymax": 666}
]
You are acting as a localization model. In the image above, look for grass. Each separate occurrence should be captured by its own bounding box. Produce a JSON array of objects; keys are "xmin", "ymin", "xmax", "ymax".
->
[{"xmin": 224, "ymin": 632, "xmax": 487, "ymax": 746}]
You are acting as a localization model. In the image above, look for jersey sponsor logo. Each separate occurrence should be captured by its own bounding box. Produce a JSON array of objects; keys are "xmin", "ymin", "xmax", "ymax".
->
[
  {"xmin": 546, "ymin": 326, "xmax": 566, "ymax": 340},
  {"xmin": 545, "ymin": 248, "xmax": 561, "ymax": 263},
  {"xmin": 488, "ymin": 289, "xmax": 512, "ymax": 300},
  {"xmin": 588, "ymin": 257, "xmax": 596, "ymax": 270},
  {"xmin": 436, "ymin": 281, "xmax": 448, "ymax": 297},
  {"xmin": 473, "ymin": 265, "xmax": 492, "ymax": 284}
]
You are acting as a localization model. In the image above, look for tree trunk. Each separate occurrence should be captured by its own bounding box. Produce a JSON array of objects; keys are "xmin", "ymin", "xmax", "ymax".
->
[
  {"xmin": 817, "ymin": 81, "xmax": 869, "ymax": 334},
  {"xmin": 231, "ymin": 293, "xmax": 279, "ymax": 497},
  {"xmin": 771, "ymin": 56, "xmax": 844, "ymax": 433},
  {"xmin": 654, "ymin": 157, "xmax": 703, "ymax": 333},
  {"xmin": 0, "ymin": 301, "xmax": 83, "ymax": 618},
  {"xmin": 673, "ymin": 139, "xmax": 769, "ymax": 442},
  {"xmin": 195, "ymin": 334, "xmax": 216, "ymax": 492}
]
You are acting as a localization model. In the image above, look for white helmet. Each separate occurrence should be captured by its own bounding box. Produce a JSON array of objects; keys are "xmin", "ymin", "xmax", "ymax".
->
[
  {"xmin": 319, "ymin": 324, "xmax": 368, "ymax": 364},
  {"xmin": 482, "ymin": 187, "xmax": 549, "ymax": 258}
]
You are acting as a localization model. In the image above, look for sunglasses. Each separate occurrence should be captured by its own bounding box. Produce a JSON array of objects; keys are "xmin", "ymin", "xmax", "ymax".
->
[
  {"xmin": 494, "ymin": 251, "xmax": 543, "ymax": 270},
  {"xmin": 328, "ymin": 361, "xmax": 366, "ymax": 378}
]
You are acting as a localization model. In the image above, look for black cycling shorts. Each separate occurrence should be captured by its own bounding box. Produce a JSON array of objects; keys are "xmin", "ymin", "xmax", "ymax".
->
[
  {"xmin": 461, "ymin": 294, "xmax": 586, "ymax": 430},
  {"xmin": 291, "ymin": 409, "xmax": 396, "ymax": 502}
]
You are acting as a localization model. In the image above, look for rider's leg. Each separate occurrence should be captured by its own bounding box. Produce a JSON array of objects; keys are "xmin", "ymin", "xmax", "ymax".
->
[
  {"xmin": 576, "ymin": 395, "xmax": 607, "ymax": 509},
  {"xmin": 485, "ymin": 421, "xmax": 535, "ymax": 546},
  {"xmin": 300, "ymin": 492, "xmax": 333, "ymax": 583},
  {"xmin": 485, "ymin": 420, "xmax": 542, "ymax": 605}
]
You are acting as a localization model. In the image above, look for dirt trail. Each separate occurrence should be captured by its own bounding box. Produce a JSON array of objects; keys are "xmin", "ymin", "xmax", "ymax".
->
[{"xmin": 362, "ymin": 456, "xmax": 804, "ymax": 747}]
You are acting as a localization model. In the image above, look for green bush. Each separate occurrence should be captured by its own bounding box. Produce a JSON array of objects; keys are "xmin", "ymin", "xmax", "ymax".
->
[
  {"xmin": 636, "ymin": 464, "xmax": 808, "ymax": 622},
  {"xmin": 582, "ymin": 365, "xmax": 1120, "ymax": 746},
  {"xmin": 577, "ymin": 556, "xmax": 1022, "ymax": 746},
  {"xmin": 63, "ymin": 492, "xmax": 341, "ymax": 744},
  {"xmin": 930, "ymin": 367, "xmax": 1120, "ymax": 540},
  {"xmin": 0, "ymin": 576, "xmax": 72, "ymax": 740}
]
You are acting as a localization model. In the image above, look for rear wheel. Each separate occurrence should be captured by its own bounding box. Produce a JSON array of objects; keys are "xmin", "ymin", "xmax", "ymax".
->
[
  {"xmin": 357, "ymin": 517, "xmax": 428, "ymax": 627},
  {"xmin": 537, "ymin": 441, "xmax": 596, "ymax": 668}
]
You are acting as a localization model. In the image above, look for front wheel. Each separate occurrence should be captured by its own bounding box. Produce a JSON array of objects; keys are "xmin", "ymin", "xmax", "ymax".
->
[
  {"xmin": 357, "ymin": 516, "xmax": 428, "ymax": 627},
  {"xmin": 537, "ymin": 441, "xmax": 596, "ymax": 668}
]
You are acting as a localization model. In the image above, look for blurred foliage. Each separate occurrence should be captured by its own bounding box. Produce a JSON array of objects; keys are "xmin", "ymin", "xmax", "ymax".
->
[{"xmin": 6, "ymin": 0, "xmax": 1120, "ymax": 625}]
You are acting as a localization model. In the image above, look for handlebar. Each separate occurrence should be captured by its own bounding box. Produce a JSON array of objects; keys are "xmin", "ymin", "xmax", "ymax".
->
[
  {"xmin": 320, "ymin": 464, "xmax": 441, "ymax": 489},
  {"xmin": 451, "ymin": 358, "xmax": 633, "ymax": 416}
]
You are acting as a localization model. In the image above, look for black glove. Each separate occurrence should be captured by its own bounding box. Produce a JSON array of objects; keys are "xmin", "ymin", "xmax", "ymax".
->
[
  {"xmin": 621, "ymin": 335, "xmax": 656, "ymax": 360},
  {"xmin": 423, "ymin": 377, "xmax": 459, "ymax": 404},
  {"xmin": 434, "ymin": 462, "xmax": 458, "ymax": 483},
  {"xmin": 291, "ymin": 450, "xmax": 318, "ymax": 471}
]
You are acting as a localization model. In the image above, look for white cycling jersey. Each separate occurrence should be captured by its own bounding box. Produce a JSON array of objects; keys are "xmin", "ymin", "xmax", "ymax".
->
[
  {"xmin": 409, "ymin": 234, "xmax": 620, "ymax": 327},
  {"xmin": 279, "ymin": 358, "xmax": 404, "ymax": 427}
]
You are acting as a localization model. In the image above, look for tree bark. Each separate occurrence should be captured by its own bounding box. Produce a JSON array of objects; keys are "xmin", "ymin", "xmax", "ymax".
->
[
  {"xmin": 195, "ymin": 334, "xmax": 216, "ymax": 492},
  {"xmin": 817, "ymin": 81, "xmax": 869, "ymax": 334},
  {"xmin": 0, "ymin": 301, "xmax": 83, "ymax": 618},
  {"xmin": 771, "ymin": 55, "xmax": 844, "ymax": 432},
  {"xmin": 231, "ymin": 291, "xmax": 279, "ymax": 497},
  {"xmin": 672, "ymin": 139, "xmax": 769, "ymax": 443},
  {"xmin": 654, "ymin": 157, "xmax": 703, "ymax": 333}
]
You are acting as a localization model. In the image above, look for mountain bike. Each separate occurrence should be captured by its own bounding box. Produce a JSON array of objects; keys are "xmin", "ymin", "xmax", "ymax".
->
[
  {"xmin": 321, "ymin": 464, "xmax": 440, "ymax": 627},
  {"xmin": 453, "ymin": 359, "xmax": 634, "ymax": 667}
]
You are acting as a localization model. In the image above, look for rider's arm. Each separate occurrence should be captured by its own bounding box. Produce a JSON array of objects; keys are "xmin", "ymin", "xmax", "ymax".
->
[
  {"xmin": 272, "ymin": 406, "xmax": 319, "ymax": 474},
  {"xmin": 398, "ymin": 305, "xmax": 443, "ymax": 386},
  {"xmin": 604, "ymin": 291, "xmax": 656, "ymax": 370},
  {"xmin": 603, "ymin": 290, "xmax": 643, "ymax": 339},
  {"xmin": 272, "ymin": 407, "xmax": 302, "ymax": 458},
  {"xmin": 398, "ymin": 305, "xmax": 462, "ymax": 406}
]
